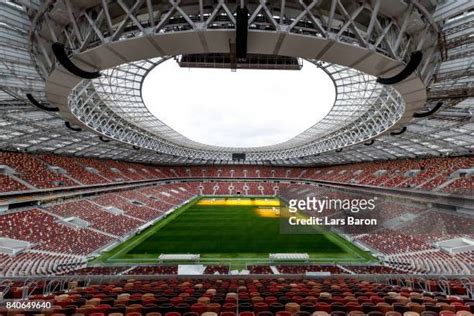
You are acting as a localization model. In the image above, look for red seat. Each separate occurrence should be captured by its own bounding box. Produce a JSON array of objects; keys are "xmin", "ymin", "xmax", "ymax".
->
[
  {"xmin": 223, "ymin": 303, "xmax": 237, "ymax": 312},
  {"xmin": 254, "ymin": 303, "xmax": 269, "ymax": 313},
  {"xmin": 440, "ymin": 312, "xmax": 456, "ymax": 316},
  {"xmin": 191, "ymin": 303, "xmax": 207, "ymax": 315},
  {"xmin": 346, "ymin": 303, "xmax": 363, "ymax": 312},
  {"xmin": 171, "ymin": 297, "xmax": 184, "ymax": 305},
  {"xmin": 265, "ymin": 297, "xmax": 278, "ymax": 305},
  {"xmin": 315, "ymin": 303, "xmax": 331, "ymax": 313}
]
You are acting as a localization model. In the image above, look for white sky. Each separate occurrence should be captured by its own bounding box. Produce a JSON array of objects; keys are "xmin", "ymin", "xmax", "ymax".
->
[{"xmin": 142, "ymin": 59, "xmax": 335, "ymax": 147}]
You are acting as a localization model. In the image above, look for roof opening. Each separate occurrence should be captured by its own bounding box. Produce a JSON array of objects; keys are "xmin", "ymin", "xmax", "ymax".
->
[{"xmin": 142, "ymin": 58, "xmax": 335, "ymax": 147}]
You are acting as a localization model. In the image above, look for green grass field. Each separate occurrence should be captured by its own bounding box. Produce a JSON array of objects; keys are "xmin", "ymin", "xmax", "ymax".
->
[{"xmin": 92, "ymin": 197, "xmax": 375, "ymax": 267}]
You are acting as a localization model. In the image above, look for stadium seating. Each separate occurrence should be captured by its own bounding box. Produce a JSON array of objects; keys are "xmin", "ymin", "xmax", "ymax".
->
[
  {"xmin": 400, "ymin": 211, "xmax": 474, "ymax": 242},
  {"xmin": 232, "ymin": 182, "xmax": 246, "ymax": 195},
  {"xmin": 36, "ymin": 153, "xmax": 113, "ymax": 185},
  {"xmin": 62, "ymin": 266, "xmax": 130, "ymax": 275},
  {"xmin": 204, "ymin": 265, "xmax": 230, "ymax": 275},
  {"xmin": 0, "ymin": 209, "xmax": 113, "ymax": 255},
  {"xmin": 248, "ymin": 265, "xmax": 274, "ymax": 274},
  {"xmin": 0, "ymin": 174, "xmax": 27, "ymax": 192},
  {"xmin": 0, "ymin": 152, "xmax": 471, "ymax": 194},
  {"xmin": 342, "ymin": 265, "xmax": 408, "ymax": 274},
  {"xmin": 0, "ymin": 252, "xmax": 83, "ymax": 277},
  {"xmin": 93, "ymin": 193, "xmax": 163, "ymax": 221},
  {"xmin": 307, "ymin": 156, "xmax": 473, "ymax": 193},
  {"xmin": 0, "ymin": 182, "xmax": 203, "ymax": 276},
  {"xmin": 0, "ymin": 152, "xmax": 77, "ymax": 189},
  {"xmin": 2, "ymin": 179, "xmax": 470, "ymax": 276},
  {"xmin": 120, "ymin": 190, "xmax": 170, "ymax": 210},
  {"xmin": 385, "ymin": 250, "xmax": 472, "ymax": 274},
  {"xmin": 200, "ymin": 182, "xmax": 277, "ymax": 196},
  {"xmin": 48, "ymin": 200, "xmax": 144, "ymax": 237},
  {"xmin": 103, "ymin": 160, "xmax": 150, "ymax": 181},
  {"xmin": 1, "ymin": 277, "xmax": 471, "ymax": 316},
  {"xmin": 73, "ymin": 157, "xmax": 132, "ymax": 182},
  {"xmin": 355, "ymin": 230, "xmax": 435, "ymax": 255},
  {"xmin": 0, "ymin": 151, "xmax": 472, "ymax": 278},
  {"xmin": 275, "ymin": 265, "xmax": 347, "ymax": 274},
  {"xmin": 247, "ymin": 182, "xmax": 262, "ymax": 195},
  {"xmin": 125, "ymin": 265, "xmax": 178, "ymax": 275},
  {"xmin": 235, "ymin": 264, "xmax": 408, "ymax": 275},
  {"xmin": 442, "ymin": 177, "xmax": 473, "ymax": 194},
  {"xmin": 200, "ymin": 182, "xmax": 217, "ymax": 195}
]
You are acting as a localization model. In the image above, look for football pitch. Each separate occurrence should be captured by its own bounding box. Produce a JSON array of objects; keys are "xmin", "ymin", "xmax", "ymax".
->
[{"xmin": 93, "ymin": 196, "xmax": 375, "ymax": 266}]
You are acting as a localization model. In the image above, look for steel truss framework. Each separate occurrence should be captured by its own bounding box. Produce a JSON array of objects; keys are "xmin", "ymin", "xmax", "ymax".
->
[
  {"xmin": 29, "ymin": 0, "xmax": 441, "ymax": 161},
  {"xmin": 0, "ymin": 0, "xmax": 472, "ymax": 165},
  {"xmin": 71, "ymin": 58, "xmax": 404, "ymax": 160},
  {"xmin": 30, "ymin": 0, "xmax": 440, "ymax": 81}
]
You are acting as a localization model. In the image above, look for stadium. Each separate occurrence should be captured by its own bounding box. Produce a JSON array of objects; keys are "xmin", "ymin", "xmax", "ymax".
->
[{"xmin": 0, "ymin": 0, "xmax": 473, "ymax": 314}]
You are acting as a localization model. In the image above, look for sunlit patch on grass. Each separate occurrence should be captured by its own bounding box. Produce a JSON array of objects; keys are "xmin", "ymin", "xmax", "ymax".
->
[
  {"xmin": 255, "ymin": 207, "xmax": 280, "ymax": 218},
  {"xmin": 197, "ymin": 198, "xmax": 280, "ymax": 207}
]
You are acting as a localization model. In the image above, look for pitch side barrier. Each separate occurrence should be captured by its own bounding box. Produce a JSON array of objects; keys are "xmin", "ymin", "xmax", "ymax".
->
[
  {"xmin": 0, "ymin": 177, "xmax": 472, "ymax": 212},
  {"xmin": 1, "ymin": 275, "xmax": 472, "ymax": 301}
]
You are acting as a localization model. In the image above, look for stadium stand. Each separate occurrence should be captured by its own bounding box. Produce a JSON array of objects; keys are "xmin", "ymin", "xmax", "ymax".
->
[
  {"xmin": 247, "ymin": 265, "xmax": 274, "ymax": 274},
  {"xmin": 400, "ymin": 211, "xmax": 474, "ymax": 242},
  {"xmin": 120, "ymin": 190, "xmax": 169, "ymax": 210},
  {"xmin": 0, "ymin": 181, "xmax": 206, "ymax": 277},
  {"xmin": 125, "ymin": 266, "xmax": 179, "ymax": 275},
  {"xmin": 0, "ymin": 153, "xmax": 471, "ymax": 194},
  {"xmin": 93, "ymin": 193, "xmax": 163, "ymax": 221},
  {"xmin": 275, "ymin": 265, "xmax": 347, "ymax": 275},
  {"xmin": 0, "ymin": 2, "xmax": 473, "ymax": 311},
  {"xmin": 342, "ymin": 265, "xmax": 408, "ymax": 274},
  {"xmin": 200, "ymin": 181, "xmax": 277, "ymax": 196},
  {"xmin": 355, "ymin": 230, "xmax": 436, "ymax": 255},
  {"xmin": 443, "ymin": 177, "xmax": 473, "ymax": 194},
  {"xmin": 308, "ymin": 157, "xmax": 473, "ymax": 193},
  {"xmin": 0, "ymin": 252, "xmax": 83, "ymax": 277},
  {"xmin": 0, "ymin": 170, "xmax": 471, "ymax": 277},
  {"xmin": 0, "ymin": 174, "xmax": 27, "ymax": 193},
  {"xmin": 61, "ymin": 266, "xmax": 130, "ymax": 276},
  {"xmin": 0, "ymin": 209, "xmax": 113, "ymax": 255},
  {"xmin": 0, "ymin": 152, "xmax": 77, "ymax": 189},
  {"xmin": 385, "ymin": 250, "xmax": 472, "ymax": 275},
  {"xmin": 72, "ymin": 157, "xmax": 130, "ymax": 182},
  {"xmin": 105, "ymin": 160, "xmax": 149, "ymax": 180},
  {"xmin": 204, "ymin": 265, "xmax": 231, "ymax": 275},
  {"xmin": 3, "ymin": 277, "xmax": 471, "ymax": 313},
  {"xmin": 48, "ymin": 200, "xmax": 144, "ymax": 237},
  {"xmin": 36, "ymin": 153, "xmax": 114, "ymax": 185}
]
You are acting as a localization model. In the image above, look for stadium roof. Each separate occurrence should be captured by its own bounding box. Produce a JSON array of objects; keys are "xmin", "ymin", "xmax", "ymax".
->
[{"xmin": 0, "ymin": 0, "xmax": 472, "ymax": 166}]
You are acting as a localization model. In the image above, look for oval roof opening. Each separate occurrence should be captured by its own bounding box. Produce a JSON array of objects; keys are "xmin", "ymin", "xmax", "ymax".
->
[{"xmin": 142, "ymin": 58, "xmax": 335, "ymax": 148}]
